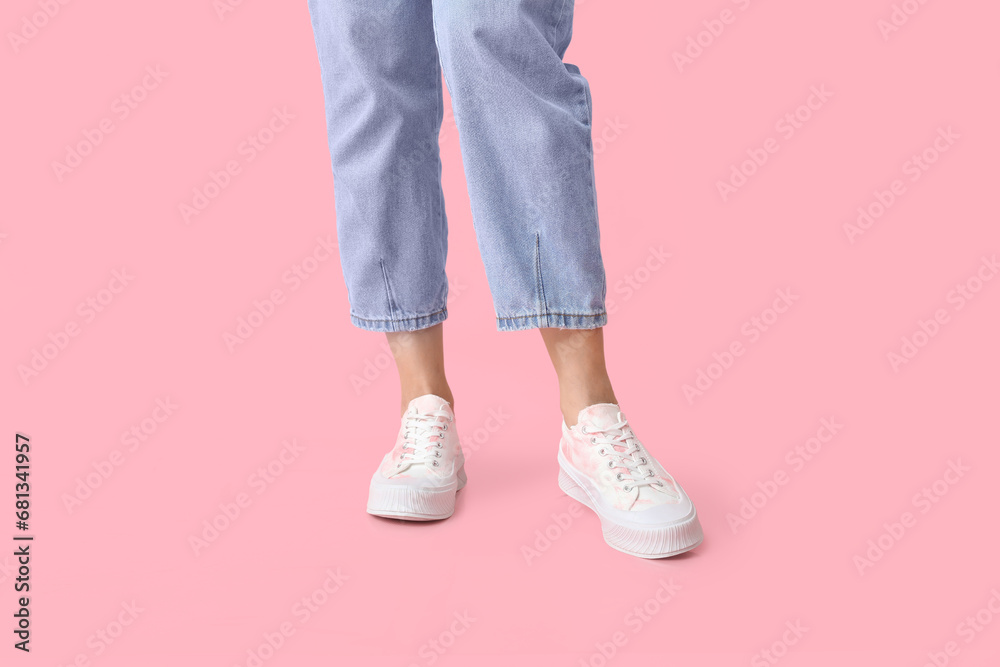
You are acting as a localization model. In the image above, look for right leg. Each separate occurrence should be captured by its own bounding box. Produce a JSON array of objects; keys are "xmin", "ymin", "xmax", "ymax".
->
[
  {"xmin": 307, "ymin": 0, "xmax": 449, "ymax": 332},
  {"xmin": 387, "ymin": 324, "xmax": 453, "ymax": 416},
  {"xmin": 309, "ymin": 2, "xmax": 464, "ymax": 520}
]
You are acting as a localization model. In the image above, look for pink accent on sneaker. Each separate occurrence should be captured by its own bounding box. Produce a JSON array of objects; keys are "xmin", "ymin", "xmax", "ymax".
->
[
  {"xmin": 367, "ymin": 394, "xmax": 467, "ymax": 521},
  {"xmin": 558, "ymin": 403, "xmax": 703, "ymax": 558}
]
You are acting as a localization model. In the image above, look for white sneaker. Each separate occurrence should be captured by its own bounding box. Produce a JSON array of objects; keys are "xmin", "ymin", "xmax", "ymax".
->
[
  {"xmin": 558, "ymin": 403, "xmax": 703, "ymax": 558},
  {"xmin": 367, "ymin": 394, "xmax": 467, "ymax": 521}
]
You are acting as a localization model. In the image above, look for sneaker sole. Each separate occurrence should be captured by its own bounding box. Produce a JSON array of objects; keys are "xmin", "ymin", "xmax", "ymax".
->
[
  {"xmin": 367, "ymin": 466, "xmax": 467, "ymax": 521},
  {"xmin": 558, "ymin": 461, "xmax": 703, "ymax": 558}
]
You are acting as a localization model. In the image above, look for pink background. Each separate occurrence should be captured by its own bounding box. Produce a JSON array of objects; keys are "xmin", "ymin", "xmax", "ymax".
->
[{"xmin": 3, "ymin": 0, "xmax": 999, "ymax": 665}]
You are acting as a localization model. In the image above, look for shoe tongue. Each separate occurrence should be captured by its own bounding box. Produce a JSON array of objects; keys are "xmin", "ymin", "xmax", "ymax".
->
[
  {"xmin": 577, "ymin": 403, "xmax": 622, "ymax": 432},
  {"xmin": 578, "ymin": 403, "xmax": 630, "ymax": 454},
  {"xmin": 407, "ymin": 394, "xmax": 452, "ymax": 418}
]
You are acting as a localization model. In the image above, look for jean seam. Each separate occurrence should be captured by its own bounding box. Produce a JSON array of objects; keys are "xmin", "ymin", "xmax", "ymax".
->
[
  {"xmin": 534, "ymin": 232, "xmax": 548, "ymax": 323},
  {"xmin": 497, "ymin": 312, "xmax": 605, "ymax": 320},
  {"xmin": 353, "ymin": 307, "xmax": 447, "ymax": 324},
  {"xmin": 379, "ymin": 258, "xmax": 397, "ymax": 326}
]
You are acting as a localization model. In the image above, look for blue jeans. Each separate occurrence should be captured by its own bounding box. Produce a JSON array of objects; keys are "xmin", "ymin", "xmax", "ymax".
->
[{"xmin": 307, "ymin": 0, "xmax": 607, "ymax": 332}]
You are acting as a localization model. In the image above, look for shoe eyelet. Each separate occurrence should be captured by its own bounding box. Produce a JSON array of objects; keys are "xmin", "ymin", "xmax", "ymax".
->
[
  {"xmin": 607, "ymin": 460, "xmax": 614, "ymax": 469},
  {"xmin": 597, "ymin": 448, "xmax": 606, "ymax": 456},
  {"xmin": 655, "ymin": 481, "xmax": 664, "ymax": 487},
  {"xmin": 435, "ymin": 451, "xmax": 442, "ymax": 458},
  {"xmin": 640, "ymin": 457, "xmax": 647, "ymax": 465},
  {"xmin": 432, "ymin": 460, "xmax": 439, "ymax": 467},
  {"xmin": 442, "ymin": 424, "xmax": 448, "ymax": 431},
  {"xmin": 590, "ymin": 437, "xmax": 597, "ymax": 444},
  {"xmin": 436, "ymin": 442, "xmax": 443, "ymax": 449},
  {"xmin": 581, "ymin": 427, "xmax": 588, "ymax": 434},
  {"xmin": 623, "ymin": 485, "xmax": 632, "ymax": 492},
  {"xmin": 615, "ymin": 473, "xmax": 624, "ymax": 481}
]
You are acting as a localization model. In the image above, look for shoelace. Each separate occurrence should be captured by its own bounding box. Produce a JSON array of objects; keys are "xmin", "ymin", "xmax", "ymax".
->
[
  {"xmin": 395, "ymin": 408, "xmax": 452, "ymax": 472},
  {"xmin": 583, "ymin": 415, "xmax": 678, "ymax": 497}
]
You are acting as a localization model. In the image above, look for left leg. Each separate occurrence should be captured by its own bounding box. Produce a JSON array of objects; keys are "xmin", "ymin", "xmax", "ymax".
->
[
  {"xmin": 540, "ymin": 327, "xmax": 616, "ymax": 427},
  {"xmin": 431, "ymin": 0, "xmax": 607, "ymax": 330}
]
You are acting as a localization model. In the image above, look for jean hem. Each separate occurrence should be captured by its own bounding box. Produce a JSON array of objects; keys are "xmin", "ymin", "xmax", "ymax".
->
[
  {"xmin": 496, "ymin": 311, "xmax": 607, "ymax": 332},
  {"xmin": 350, "ymin": 308, "xmax": 447, "ymax": 333}
]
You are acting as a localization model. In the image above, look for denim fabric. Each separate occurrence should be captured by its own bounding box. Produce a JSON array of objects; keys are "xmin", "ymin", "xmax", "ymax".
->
[{"xmin": 307, "ymin": 0, "xmax": 607, "ymax": 332}]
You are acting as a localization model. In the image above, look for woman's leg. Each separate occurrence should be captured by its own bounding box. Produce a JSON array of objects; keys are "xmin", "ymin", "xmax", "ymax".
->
[
  {"xmin": 540, "ymin": 327, "xmax": 616, "ymax": 426},
  {"xmin": 387, "ymin": 324, "xmax": 453, "ymax": 416},
  {"xmin": 309, "ymin": 2, "xmax": 465, "ymax": 521},
  {"xmin": 307, "ymin": 0, "xmax": 450, "ymax": 333},
  {"xmin": 430, "ymin": 0, "xmax": 607, "ymax": 331}
]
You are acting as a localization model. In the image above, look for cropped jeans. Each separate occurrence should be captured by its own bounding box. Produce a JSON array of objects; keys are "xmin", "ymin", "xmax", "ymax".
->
[{"xmin": 307, "ymin": 0, "xmax": 607, "ymax": 332}]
